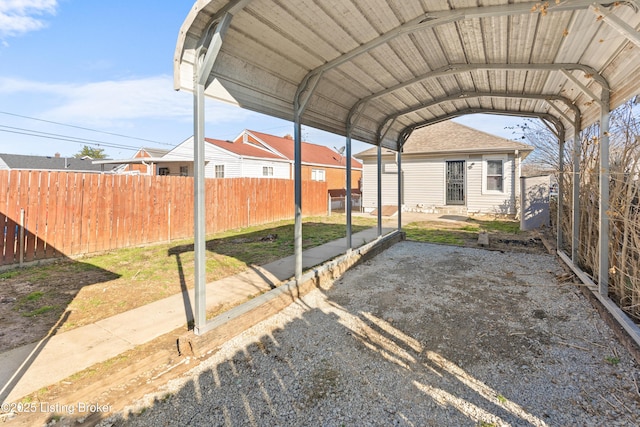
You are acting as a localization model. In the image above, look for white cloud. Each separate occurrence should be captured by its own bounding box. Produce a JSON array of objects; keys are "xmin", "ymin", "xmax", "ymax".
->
[
  {"xmin": 0, "ymin": 75, "xmax": 252, "ymax": 128},
  {"xmin": 0, "ymin": 0, "xmax": 58, "ymax": 37}
]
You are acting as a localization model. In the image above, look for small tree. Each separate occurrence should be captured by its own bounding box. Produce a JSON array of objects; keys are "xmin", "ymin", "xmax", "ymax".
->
[{"xmin": 74, "ymin": 145, "xmax": 107, "ymax": 159}]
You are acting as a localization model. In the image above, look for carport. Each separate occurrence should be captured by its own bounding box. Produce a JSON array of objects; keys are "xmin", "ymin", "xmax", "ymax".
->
[{"xmin": 173, "ymin": 0, "xmax": 640, "ymax": 334}]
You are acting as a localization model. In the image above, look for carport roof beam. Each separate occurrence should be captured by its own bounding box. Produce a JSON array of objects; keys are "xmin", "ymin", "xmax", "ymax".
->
[
  {"xmin": 378, "ymin": 92, "xmax": 577, "ymax": 138},
  {"xmin": 300, "ymin": 0, "xmax": 623, "ymax": 93},
  {"xmin": 590, "ymin": 4, "xmax": 640, "ymax": 49},
  {"xmin": 547, "ymin": 100, "xmax": 578, "ymax": 127},
  {"xmin": 348, "ymin": 63, "xmax": 606, "ymax": 129},
  {"xmin": 398, "ymin": 109, "xmax": 565, "ymax": 149},
  {"xmin": 560, "ymin": 70, "xmax": 602, "ymax": 106}
]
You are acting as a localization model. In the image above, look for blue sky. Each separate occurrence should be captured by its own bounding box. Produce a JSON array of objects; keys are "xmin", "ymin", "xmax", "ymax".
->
[{"xmin": 0, "ymin": 1, "xmax": 528, "ymax": 159}]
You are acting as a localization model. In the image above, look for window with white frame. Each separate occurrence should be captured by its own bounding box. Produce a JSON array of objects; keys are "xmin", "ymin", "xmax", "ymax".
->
[
  {"xmin": 263, "ymin": 166, "xmax": 273, "ymax": 176},
  {"xmin": 215, "ymin": 164, "xmax": 225, "ymax": 178},
  {"xmin": 483, "ymin": 156, "xmax": 505, "ymax": 193},
  {"xmin": 311, "ymin": 169, "xmax": 325, "ymax": 182},
  {"xmin": 179, "ymin": 166, "xmax": 188, "ymax": 176},
  {"xmin": 158, "ymin": 167, "xmax": 170, "ymax": 176}
]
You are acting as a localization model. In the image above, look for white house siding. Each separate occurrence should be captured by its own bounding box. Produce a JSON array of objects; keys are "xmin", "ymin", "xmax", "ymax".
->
[
  {"xmin": 466, "ymin": 154, "xmax": 516, "ymax": 214},
  {"xmin": 164, "ymin": 138, "xmax": 241, "ymax": 178},
  {"xmin": 362, "ymin": 153, "xmax": 519, "ymax": 215},
  {"xmin": 239, "ymin": 158, "xmax": 290, "ymax": 179},
  {"xmin": 362, "ymin": 157, "xmax": 399, "ymax": 212},
  {"xmin": 402, "ymin": 156, "xmax": 447, "ymax": 210}
]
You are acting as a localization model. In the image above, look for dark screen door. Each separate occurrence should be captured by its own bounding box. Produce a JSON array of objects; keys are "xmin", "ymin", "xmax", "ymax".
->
[{"xmin": 446, "ymin": 160, "xmax": 465, "ymax": 205}]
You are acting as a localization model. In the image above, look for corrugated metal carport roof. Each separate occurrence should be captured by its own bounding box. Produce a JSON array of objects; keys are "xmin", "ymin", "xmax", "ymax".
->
[
  {"xmin": 174, "ymin": 0, "xmax": 640, "ymax": 150},
  {"xmin": 174, "ymin": 0, "xmax": 640, "ymax": 335}
]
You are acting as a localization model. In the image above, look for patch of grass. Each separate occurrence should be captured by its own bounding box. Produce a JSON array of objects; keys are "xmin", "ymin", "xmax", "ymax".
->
[
  {"xmin": 22, "ymin": 305, "xmax": 56, "ymax": 317},
  {"xmin": 25, "ymin": 291, "xmax": 44, "ymax": 302},
  {"xmin": 605, "ymin": 356, "xmax": 620, "ymax": 366},
  {"xmin": 405, "ymin": 228, "xmax": 465, "ymax": 245},
  {"xmin": 470, "ymin": 218, "xmax": 520, "ymax": 234},
  {"xmin": 0, "ymin": 270, "xmax": 20, "ymax": 280},
  {"xmin": 497, "ymin": 394, "xmax": 507, "ymax": 404}
]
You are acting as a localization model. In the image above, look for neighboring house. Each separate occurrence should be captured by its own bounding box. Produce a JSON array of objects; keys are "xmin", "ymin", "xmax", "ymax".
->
[
  {"xmin": 122, "ymin": 147, "xmax": 171, "ymax": 175},
  {"xmin": 164, "ymin": 130, "xmax": 363, "ymax": 190},
  {"xmin": 0, "ymin": 153, "xmax": 120, "ymax": 173},
  {"xmin": 356, "ymin": 120, "xmax": 533, "ymax": 215}
]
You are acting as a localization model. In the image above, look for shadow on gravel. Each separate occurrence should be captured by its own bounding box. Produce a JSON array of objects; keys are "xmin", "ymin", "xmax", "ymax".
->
[{"xmin": 55, "ymin": 242, "xmax": 639, "ymax": 426}]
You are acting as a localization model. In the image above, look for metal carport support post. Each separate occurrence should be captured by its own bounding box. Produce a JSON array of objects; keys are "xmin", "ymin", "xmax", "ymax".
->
[
  {"xmin": 345, "ymin": 133, "xmax": 352, "ymax": 250},
  {"xmin": 397, "ymin": 147, "xmax": 402, "ymax": 232},
  {"xmin": 377, "ymin": 143, "xmax": 382, "ymax": 236},
  {"xmin": 599, "ymin": 104, "xmax": 611, "ymax": 295},
  {"xmin": 572, "ymin": 124, "xmax": 581, "ymax": 264},
  {"xmin": 292, "ymin": 70, "xmax": 324, "ymax": 283},
  {"xmin": 192, "ymin": 12, "xmax": 233, "ymax": 335},
  {"xmin": 557, "ymin": 131, "xmax": 565, "ymax": 251},
  {"xmin": 293, "ymin": 118, "xmax": 303, "ymax": 281}
]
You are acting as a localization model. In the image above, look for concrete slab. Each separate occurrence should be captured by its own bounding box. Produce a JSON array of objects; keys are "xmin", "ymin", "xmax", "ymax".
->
[{"xmin": 3, "ymin": 325, "xmax": 133, "ymax": 403}]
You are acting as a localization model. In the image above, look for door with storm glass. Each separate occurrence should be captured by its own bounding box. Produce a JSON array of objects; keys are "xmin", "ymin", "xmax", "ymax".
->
[{"xmin": 446, "ymin": 160, "xmax": 466, "ymax": 205}]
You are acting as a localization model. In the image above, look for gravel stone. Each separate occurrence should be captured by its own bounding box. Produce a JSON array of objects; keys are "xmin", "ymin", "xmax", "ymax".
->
[{"xmin": 104, "ymin": 242, "xmax": 640, "ymax": 427}]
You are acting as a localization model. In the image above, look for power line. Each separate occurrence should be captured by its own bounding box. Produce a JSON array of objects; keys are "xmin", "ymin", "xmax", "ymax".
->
[
  {"xmin": 0, "ymin": 111, "xmax": 175, "ymax": 146},
  {"xmin": 0, "ymin": 127, "xmax": 139, "ymax": 152}
]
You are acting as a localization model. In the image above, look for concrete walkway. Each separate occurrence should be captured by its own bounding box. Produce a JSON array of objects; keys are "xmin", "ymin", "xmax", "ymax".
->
[{"xmin": 0, "ymin": 226, "xmax": 394, "ymax": 404}]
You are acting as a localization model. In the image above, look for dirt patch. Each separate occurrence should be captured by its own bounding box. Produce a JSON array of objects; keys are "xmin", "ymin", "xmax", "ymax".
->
[{"xmin": 0, "ymin": 261, "xmax": 119, "ymax": 352}]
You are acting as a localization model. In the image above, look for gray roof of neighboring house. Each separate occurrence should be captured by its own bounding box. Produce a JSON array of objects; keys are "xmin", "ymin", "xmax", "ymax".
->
[
  {"xmin": 356, "ymin": 120, "xmax": 534, "ymax": 158},
  {"xmin": 140, "ymin": 148, "xmax": 170, "ymax": 158},
  {"xmin": 0, "ymin": 153, "xmax": 120, "ymax": 172}
]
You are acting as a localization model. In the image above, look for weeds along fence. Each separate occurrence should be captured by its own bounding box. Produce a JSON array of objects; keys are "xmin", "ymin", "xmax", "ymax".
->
[
  {"xmin": 557, "ymin": 106, "xmax": 640, "ymax": 322},
  {"xmin": 0, "ymin": 171, "xmax": 328, "ymax": 267}
]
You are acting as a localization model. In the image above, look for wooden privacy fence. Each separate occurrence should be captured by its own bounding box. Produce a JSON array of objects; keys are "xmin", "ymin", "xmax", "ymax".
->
[{"xmin": 0, "ymin": 171, "xmax": 328, "ymax": 266}]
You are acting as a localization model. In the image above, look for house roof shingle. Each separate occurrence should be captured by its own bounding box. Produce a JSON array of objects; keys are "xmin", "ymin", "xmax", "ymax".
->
[
  {"xmin": 205, "ymin": 137, "xmax": 286, "ymax": 160},
  {"xmin": 245, "ymin": 130, "xmax": 362, "ymax": 169},
  {"xmin": 356, "ymin": 121, "xmax": 533, "ymax": 158},
  {"xmin": 0, "ymin": 153, "xmax": 119, "ymax": 172},
  {"xmin": 138, "ymin": 148, "xmax": 170, "ymax": 158}
]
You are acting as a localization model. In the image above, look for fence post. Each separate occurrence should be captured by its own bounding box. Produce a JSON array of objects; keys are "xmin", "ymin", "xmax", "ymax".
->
[{"xmin": 19, "ymin": 209, "xmax": 25, "ymax": 267}]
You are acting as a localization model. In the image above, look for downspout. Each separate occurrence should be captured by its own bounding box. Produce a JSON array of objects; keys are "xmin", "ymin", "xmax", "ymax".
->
[{"xmin": 141, "ymin": 160, "xmax": 151, "ymax": 176}]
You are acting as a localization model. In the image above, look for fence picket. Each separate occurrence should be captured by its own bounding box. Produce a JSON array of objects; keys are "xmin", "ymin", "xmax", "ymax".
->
[{"xmin": 0, "ymin": 173, "xmax": 328, "ymax": 266}]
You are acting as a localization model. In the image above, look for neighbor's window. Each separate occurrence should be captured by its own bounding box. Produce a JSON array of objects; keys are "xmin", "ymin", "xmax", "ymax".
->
[
  {"xmin": 179, "ymin": 166, "xmax": 188, "ymax": 176},
  {"xmin": 158, "ymin": 167, "xmax": 170, "ymax": 176},
  {"xmin": 486, "ymin": 159, "xmax": 503, "ymax": 192},
  {"xmin": 215, "ymin": 164, "xmax": 225, "ymax": 178},
  {"xmin": 263, "ymin": 166, "xmax": 273, "ymax": 176},
  {"xmin": 311, "ymin": 169, "xmax": 325, "ymax": 181}
]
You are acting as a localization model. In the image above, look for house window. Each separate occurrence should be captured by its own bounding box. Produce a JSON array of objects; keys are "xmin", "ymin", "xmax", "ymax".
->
[
  {"xmin": 484, "ymin": 158, "xmax": 505, "ymax": 192},
  {"xmin": 215, "ymin": 164, "xmax": 225, "ymax": 178},
  {"xmin": 311, "ymin": 169, "xmax": 325, "ymax": 182},
  {"xmin": 158, "ymin": 167, "xmax": 170, "ymax": 176},
  {"xmin": 179, "ymin": 166, "xmax": 188, "ymax": 176},
  {"xmin": 263, "ymin": 166, "xmax": 273, "ymax": 176}
]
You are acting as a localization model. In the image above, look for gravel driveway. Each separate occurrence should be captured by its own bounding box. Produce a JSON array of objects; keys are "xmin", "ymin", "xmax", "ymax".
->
[{"xmin": 108, "ymin": 241, "xmax": 640, "ymax": 426}]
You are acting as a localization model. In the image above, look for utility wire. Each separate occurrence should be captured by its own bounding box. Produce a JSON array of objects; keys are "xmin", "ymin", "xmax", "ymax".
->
[
  {"xmin": 0, "ymin": 128, "xmax": 138, "ymax": 152},
  {"xmin": 0, "ymin": 111, "xmax": 175, "ymax": 146}
]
